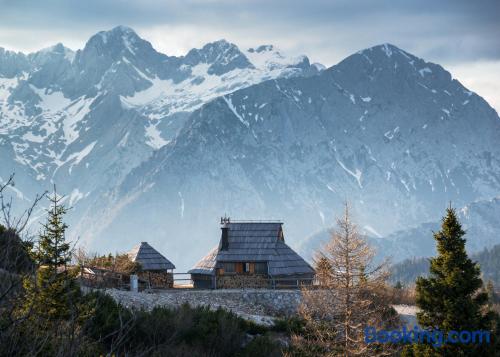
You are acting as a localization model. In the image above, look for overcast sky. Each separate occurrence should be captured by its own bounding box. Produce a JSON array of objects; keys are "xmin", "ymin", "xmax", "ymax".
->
[{"xmin": 1, "ymin": 0, "xmax": 499, "ymax": 111}]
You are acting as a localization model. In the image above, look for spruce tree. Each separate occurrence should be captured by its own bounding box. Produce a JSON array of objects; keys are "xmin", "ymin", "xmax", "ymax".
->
[
  {"xmin": 485, "ymin": 280, "xmax": 496, "ymax": 307},
  {"xmin": 313, "ymin": 256, "xmax": 332, "ymax": 287},
  {"xmin": 410, "ymin": 207, "xmax": 497, "ymax": 356},
  {"xmin": 22, "ymin": 188, "xmax": 81, "ymax": 323}
]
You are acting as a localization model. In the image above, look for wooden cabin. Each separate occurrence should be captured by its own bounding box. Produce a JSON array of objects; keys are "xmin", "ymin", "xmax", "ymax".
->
[
  {"xmin": 188, "ymin": 218, "xmax": 315, "ymax": 289},
  {"xmin": 79, "ymin": 266, "xmax": 124, "ymax": 288},
  {"xmin": 128, "ymin": 242, "xmax": 176, "ymax": 289}
]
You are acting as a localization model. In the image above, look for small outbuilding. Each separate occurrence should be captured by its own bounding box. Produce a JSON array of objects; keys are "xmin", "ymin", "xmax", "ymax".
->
[
  {"xmin": 188, "ymin": 218, "xmax": 315, "ymax": 289},
  {"xmin": 128, "ymin": 242, "xmax": 176, "ymax": 289},
  {"xmin": 79, "ymin": 266, "xmax": 124, "ymax": 288}
]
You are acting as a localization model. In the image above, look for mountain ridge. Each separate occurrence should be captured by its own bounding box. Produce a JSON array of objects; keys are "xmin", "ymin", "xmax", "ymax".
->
[
  {"xmin": 0, "ymin": 26, "xmax": 322, "ymax": 256},
  {"xmin": 1, "ymin": 29, "xmax": 499, "ymax": 271},
  {"xmin": 300, "ymin": 196, "xmax": 500, "ymax": 264},
  {"xmin": 74, "ymin": 40, "xmax": 500, "ymax": 270}
]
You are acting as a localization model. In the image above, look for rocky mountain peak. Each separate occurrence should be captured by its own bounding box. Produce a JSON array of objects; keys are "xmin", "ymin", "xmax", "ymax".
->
[
  {"xmin": 184, "ymin": 39, "xmax": 254, "ymax": 75},
  {"xmin": 97, "ymin": 25, "xmax": 139, "ymax": 43},
  {"xmin": 83, "ymin": 25, "xmax": 151, "ymax": 58},
  {"xmin": 339, "ymin": 43, "xmax": 445, "ymax": 79},
  {"xmin": 29, "ymin": 43, "xmax": 75, "ymax": 66},
  {"xmin": 0, "ymin": 47, "xmax": 30, "ymax": 77}
]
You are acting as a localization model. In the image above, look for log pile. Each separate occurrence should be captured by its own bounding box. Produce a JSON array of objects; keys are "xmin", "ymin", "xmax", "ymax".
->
[{"xmin": 216, "ymin": 274, "xmax": 269, "ymax": 289}]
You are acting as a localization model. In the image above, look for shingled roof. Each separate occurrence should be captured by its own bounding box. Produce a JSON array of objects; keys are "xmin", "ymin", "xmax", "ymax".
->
[
  {"xmin": 188, "ymin": 222, "xmax": 314, "ymax": 276},
  {"xmin": 189, "ymin": 246, "xmax": 218, "ymax": 275},
  {"xmin": 128, "ymin": 242, "xmax": 175, "ymax": 271}
]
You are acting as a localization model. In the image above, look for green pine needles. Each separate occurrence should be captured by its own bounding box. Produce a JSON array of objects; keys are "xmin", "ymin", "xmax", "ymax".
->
[
  {"xmin": 33, "ymin": 188, "xmax": 71, "ymax": 269},
  {"xmin": 22, "ymin": 187, "xmax": 81, "ymax": 323},
  {"xmin": 405, "ymin": 207, "xmax": 499, "ymax": 356}
]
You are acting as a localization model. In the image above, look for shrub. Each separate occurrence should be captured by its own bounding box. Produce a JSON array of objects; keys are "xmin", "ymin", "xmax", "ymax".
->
[
  {"xmin": 240, "ymin": 335, "xmax": 282, "ymax": 357},
  {"xmin": 81, "ymin": 292, "xmax": 281, "ymax": 356},
  {"xmin": 272, "ymin": 317, "xmax": 307, "ymax": 334}
]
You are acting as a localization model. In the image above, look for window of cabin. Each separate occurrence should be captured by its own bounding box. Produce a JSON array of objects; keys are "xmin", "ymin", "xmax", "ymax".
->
[
  {"xmin": 224, "ymin": 262, "xmax": 235, "ymax": 273},
  {"xmin": 245, "ymin": 262, "xmax": 251, "ymax": 273},
  {"xmin": 235, "ymin": 262, "xmax": 244, "ymax": 273},
  {"xmin": 254, "ymin": 262, "xmax": 268, "ymax": 274}
]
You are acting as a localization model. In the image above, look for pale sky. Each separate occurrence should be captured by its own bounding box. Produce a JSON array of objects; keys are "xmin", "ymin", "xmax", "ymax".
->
[{"xmin": 1, "ymin": 0, "xmax": 499, "ymax": 111}]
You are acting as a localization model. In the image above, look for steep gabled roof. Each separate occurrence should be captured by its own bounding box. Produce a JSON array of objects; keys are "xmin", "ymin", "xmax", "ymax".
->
[
  {"xmin": 128, "ymin": 242, "xmax": 175, "ymax": 271},
  {"xmin": 189, "ymin": 222, "xmax": 314, "ymax": 276},
  {"xmin": 268, "ymin": 241, "xmax": 315, "ymax": 275},
  {"xmin": 217, "ymin": 222, "xmax": 283, "ymax": 262},
  {"xmin": 188, "ymin": 246, "xmax": 218, "ymax": 275}
]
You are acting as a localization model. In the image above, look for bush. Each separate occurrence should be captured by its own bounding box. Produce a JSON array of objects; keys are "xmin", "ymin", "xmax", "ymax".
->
[
  {"xmin": 5, "ymin": 285, "xmax": 287, "ymax": 356},
  {"xmin": 240, "ymin": 335, "xmax": 282, "ymax": 357},
  {"xmin": 0, "ymin": 224, "xmax": 33, "ymax": 274},
  {"xmin": 81, "ymin": 291, "xmax": 281, "ymax": 356},
  {"xmin": 272, "ymin": 316, "xmax": 307, "ymax": 334},
  {"xmin": 84, "ymin": 253, "xmax": 141, "ymax": 274},
  {"xmin": 83, "ymin": 291, "xmax": 134, "ymax": 351}
]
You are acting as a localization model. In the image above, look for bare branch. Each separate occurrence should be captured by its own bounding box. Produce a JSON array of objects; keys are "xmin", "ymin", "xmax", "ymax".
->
[{"xmin": 0, "ymin": 172, "xmax": 48, "ymax": 235}]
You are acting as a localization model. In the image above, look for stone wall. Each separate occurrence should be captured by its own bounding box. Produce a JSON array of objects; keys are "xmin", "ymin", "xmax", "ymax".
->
[
  {"xmin": 105, "ymin": 288, "xmax": 302, "ymax": 319},
  {"xmin": 102, "ymin": 288, "xmax": 415, "ymax": 327}
]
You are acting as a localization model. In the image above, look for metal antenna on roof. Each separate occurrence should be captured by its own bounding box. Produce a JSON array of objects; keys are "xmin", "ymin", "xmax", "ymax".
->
[{"xmin": 220, "ymin": 214, "xmax": 230, "ymax": 225}]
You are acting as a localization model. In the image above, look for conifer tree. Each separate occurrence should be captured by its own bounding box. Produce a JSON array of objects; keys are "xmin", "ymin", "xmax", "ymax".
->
[
  {"xmin": 409, "ymin": 207, "xmax": 498, "ymax": 356},
  {"xmin": 485, "ymin": 280, "xmax": 496, "ymax": 307},
  {"xmin": 33, "ymin": 189, "xmax": 71, "ymax": 269},
  {"xmin": 314, "ymin": 255, "xmax": 333, "ymax": 287},
  {"xmin": 300, "ymin": 203, "xmax": 398, "ymax": 356},
  {"xmin": 22, "ymin": 187, "xmax": 81, "ymax": 323},
  {"xmin": 394, "ymin": 281, "xmax": 403, "ymax": 290}
]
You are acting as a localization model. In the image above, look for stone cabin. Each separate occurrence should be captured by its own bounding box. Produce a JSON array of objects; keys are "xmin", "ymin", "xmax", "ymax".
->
[
  {"xmin": 128, "ymin": 242, "xmax": 176, "ymax": 288},
  {"xmin": 188, "ymin": 218, "xmax": 315, "ymax": 289}
]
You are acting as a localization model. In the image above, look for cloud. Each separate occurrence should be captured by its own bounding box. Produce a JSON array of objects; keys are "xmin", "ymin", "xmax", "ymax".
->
[{"xmin": 1, "ymin": 0, "xmax": 499, "ymax": 62}]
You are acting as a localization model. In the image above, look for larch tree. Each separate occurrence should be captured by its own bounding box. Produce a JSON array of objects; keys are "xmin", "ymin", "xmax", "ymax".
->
[{"xmin": 299, "ymin": 203, "xmax": 399, "ymax": 356}]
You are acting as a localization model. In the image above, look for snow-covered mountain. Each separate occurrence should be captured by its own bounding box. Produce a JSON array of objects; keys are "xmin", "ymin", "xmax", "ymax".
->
[
  {"xmin": 1, "ymin": 30, "xmax": 499, "ymax": 271},
  {"xmin": 74, "ymin": 43, "xmax": 500, "ymax": 270},
  {"xmin": 0, "ymin": 26, "xmax": 321, "ymax": 231}
]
